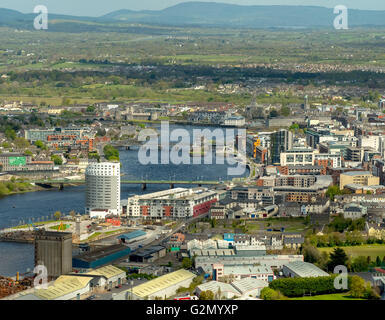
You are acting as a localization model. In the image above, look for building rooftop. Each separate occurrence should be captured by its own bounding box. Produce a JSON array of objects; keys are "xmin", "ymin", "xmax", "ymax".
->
[
  {"xmin": 131, "ymin": 269, "xmax": 195, "ymax": 298},
  {"xmin": 35, "ymin": 231, "xmax": 73, "ymax": 240},
  {"xmin": 117, "ymin": 230, "xmax": 146, "ymax": 240},
  {"xmin": 196, "ymin": 281, "xmax": 240, "ymax": 295},
  {"xmin": 284, "ymin": 261, "xmax": 329, "ymax": 277},
  {"xmin": 73, "ymin": 244, "xmax": 129, "ymax": 263},
  {"xmin": 342, "ymin": 171, "xmax": 371, "ymax": 176},
  {"xmin": 231, "ymin": 278, "xmax": 268, "ymax": 294},
  {"xmin": 131, "ymin": 246, "xmax": 166, "ymax": 258},
  {"xmin": 223, "ymin": 265, "xmax": 272, "ymax": 276},
  {"xmin": 84, "ymin": 265, "xmax": 125, "ymax": 279},
  {"xmin": 34, "ymin": 275, "xmax": 93, "ymax": 300}
]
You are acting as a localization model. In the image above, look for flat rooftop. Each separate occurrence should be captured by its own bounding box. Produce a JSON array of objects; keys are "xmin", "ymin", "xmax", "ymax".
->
[
  {"xmin": 73, "ymin": 244, "xmax": 129, "ymax": 263},
  {"xmin": 342, "ymin": 171, "xmax": 371, "ymax": 176},
  {"xmin": 131, "ymin": 269, "xmax": 195, "ymax": 298},
  {"xmin": 284, "ymin": 261, "xmax": 329, "ymax": 277},
  {"xmin": 35, "ymin": 231, "xmax": 73, "ymax": 239}
]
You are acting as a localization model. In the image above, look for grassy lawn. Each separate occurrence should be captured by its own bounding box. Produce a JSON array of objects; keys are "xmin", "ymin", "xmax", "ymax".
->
[
  {"xmin": 245, "ymin": 218, "xmax": 309, "ymax": 234},
  {"xmin": 12, "ymin": 220, "xmax": 58, "ymax": 229},
  {"xmin": 318, "ymin": 244, "xmax": 385, "ymax": 260},
  {"xmin": 49, "ymin": 223, "xmax": 70, "ymax": 231},
  {"xmin": 87, "ymin": 232, "xmax": 102, "ymax": 240},
  {"xmin": 290, "ymin": 293, "xmax": 364, "ymax": 300},
  {"xmin": 103, "ymin": 229, "xmax": 125, "ymax": 236}
]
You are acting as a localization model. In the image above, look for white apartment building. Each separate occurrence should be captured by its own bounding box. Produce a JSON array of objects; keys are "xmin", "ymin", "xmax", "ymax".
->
[
  {"xmin": 85, "ymin": 162, "xmax": 121, "ymax": 218},
  {"xmin": 224, "ymin": 115, "xmax": 246, "ymax": 127},
  {"xmin": 279, "ymin": 149, "xmax": 318, "ymax": 166},
  {"xmin": 359, "ymin": 135, "xmax": 381, "ymax": 152}
]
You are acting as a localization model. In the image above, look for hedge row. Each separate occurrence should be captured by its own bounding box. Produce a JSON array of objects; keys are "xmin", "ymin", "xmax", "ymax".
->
[{"xmin": 269, "ymin": 275, "xmax": 352, "ymax": 297}]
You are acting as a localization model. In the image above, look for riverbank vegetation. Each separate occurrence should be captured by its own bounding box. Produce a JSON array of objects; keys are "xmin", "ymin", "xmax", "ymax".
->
[
  {"xmin": 0, "ymin": 180, "xmax": 36, "ymax": 197},
  {"xmin": 103, "ymin": 145, "xmax": 120, "ymax": 161}
]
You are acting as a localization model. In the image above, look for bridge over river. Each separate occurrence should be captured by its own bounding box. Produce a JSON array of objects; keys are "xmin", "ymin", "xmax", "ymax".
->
[{"xmin": 31, "ymin": 179, "xmax": 224, "ymax": 190}]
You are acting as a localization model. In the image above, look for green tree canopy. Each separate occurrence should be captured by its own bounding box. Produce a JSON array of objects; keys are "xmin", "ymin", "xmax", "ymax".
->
[
  {"xmin": 328, "ymin": 247, "xmax": 349, "ymax": 271},
  {"xmin": 182, "ymin": 257, "xmax": 193, "ymax": 269},
  {"xmin": 199, "ymin": 290, "xmax": 214, "ymax": 300},
  {"xmin": 349, "ymin": 275, "xmax": 366, "ymax": 298}
]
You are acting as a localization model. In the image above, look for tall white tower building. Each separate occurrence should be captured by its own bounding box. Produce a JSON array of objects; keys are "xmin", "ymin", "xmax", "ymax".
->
[{"xmin": 85, "ymin": 162, "xmax": 121, "ymax": 218}]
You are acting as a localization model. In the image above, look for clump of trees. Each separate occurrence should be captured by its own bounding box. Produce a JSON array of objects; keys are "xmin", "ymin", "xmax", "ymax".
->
[
  {"xmin": 260, "ymin": 287, "xmax": 287, "ymax": 300},
  {"xmin": 326, "ymin": 185, "xmax": 353, "ymax": 201},
  {"xmin": 199, "ymin": 290, "xmax": 214, "ymax": 300},
  {"xmin": 269, "ymin": 275, "xmax": 352, "ymax": 297},
  {"xmin": 182, "ymin": 257, "xmax": 193, "ymax": 269},
  {"xmin": 103, "ymin": 145, "xmax": 120, "ymax": 161},
  {"xmin": 176, "ymin": 275, "xmax": 204, "ymax": 295},
  {"xmin": 350, "ymin": 275, "xmax": 380, "ymax": 299},
  {"xmin": 328, "ymin": 215, "xmax": 366, "ymax": 233},
  {"xmin": 51, "ymin": 155, "xmax": 63, "ymax": 165},
  {"xmin": 303, "ymin": 245, "xmax": 385, "ymax": 272},
  {"xmin": 34, "ymin": 140, "xmax": 47, "ymax": 150}
]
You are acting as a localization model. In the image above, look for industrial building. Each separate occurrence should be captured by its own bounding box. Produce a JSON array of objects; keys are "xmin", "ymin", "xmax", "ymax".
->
[
  {"xmin": 79, "ymin": 265, "xmax": 126, "ymax": 290},
  {"xmin": 117, "ymin": 230, "xmax": 146, "ymax": 243},
  {"xmin": 85, "ymin": 162, "xmax": 121, "ymax": 218},
  {"xmin": 129, "ymin": 246, "xmax": 167, "ymax": 263},
  {"xmin": 195, "ymin": 255, "xmax": 303, "ymax": 274},
  {"xmin": 14, "ymin": 275, "xmax": 94, "ymax": 300},
  {"xmin": 113, "ymin": 269, "xmax": 196, "ymax": 300},
  {"xmin": 72, "ymin": 244, "xmax": 131, "ymax": 270},
  {"xmin": 282, "ymin": 261, "xmax": 329, "ymax": 278},
  {"xmin": 12, "ymin": 265, "xmax": 126, "ymax": 300},
  {"xmin": 195, "ymin": 281, "xmax": 241, "ymax": 299},
  {"xmin": 34, "ymin": 231, "xmax": 73, "ymax": 279},
  {"xmin": 231, "ymin": 278, "xmax": 269, "ymax": 298},
  {"xmin": 212, "ymin": 264, "xmax": 275, "ymax": 282}
]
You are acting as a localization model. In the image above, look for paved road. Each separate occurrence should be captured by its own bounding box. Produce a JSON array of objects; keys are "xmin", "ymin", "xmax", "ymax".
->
[{"xmin": 93, "ymin": 279, "xmax": 147, "ymax": 300}]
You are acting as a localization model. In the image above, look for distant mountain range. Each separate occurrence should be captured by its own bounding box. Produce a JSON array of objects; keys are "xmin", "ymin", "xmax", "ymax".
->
[{"xmin": 1, "ymin": 2, "xmax": 385, "ymax": 30}]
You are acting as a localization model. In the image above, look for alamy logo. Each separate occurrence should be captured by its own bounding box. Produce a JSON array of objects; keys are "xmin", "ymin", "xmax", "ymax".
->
[
  {"xmin": 334, "ymin": 265, "xmax": 348, "ymax": 290},
  {"xmin": 34, "ymin": 5, "xmax": 48, "ymax": 30},
  {"xmin": 334, "ymin": 5, "xmax": 348, "ymax": 30},
  {"xmin": 33, "ymin": 264, "xmax": 48, "ymax": 289},
  {"xmin": 137, "ymin": 122, "xmax": 247, "ymax": 176}
]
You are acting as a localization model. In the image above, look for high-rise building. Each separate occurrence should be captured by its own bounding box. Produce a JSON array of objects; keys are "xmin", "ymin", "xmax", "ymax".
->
[
  {"xmin": 269, "ymin": 129, "xmax": 293, "ymax": 165},
  {"xmin": 85, "ymin": 162, "xmax": 121, "ymax": 218},
  {"xmin": 34, "ymin": 231, "xmax": 73, "ymax": 279}
]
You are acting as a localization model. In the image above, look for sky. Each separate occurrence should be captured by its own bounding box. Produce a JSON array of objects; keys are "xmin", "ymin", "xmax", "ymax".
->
[{"xmin": 2, "ymin": 0, "xmax": 385, "ymax": 16}]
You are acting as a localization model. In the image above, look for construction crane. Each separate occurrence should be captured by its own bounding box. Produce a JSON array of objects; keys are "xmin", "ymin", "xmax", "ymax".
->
[{"xmin": 57, "ymin": 221, "xmax": 65, "ymax": 231}]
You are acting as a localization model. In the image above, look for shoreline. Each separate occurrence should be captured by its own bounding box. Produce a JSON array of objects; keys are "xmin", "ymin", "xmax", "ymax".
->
[{"xmin": 0, "ymin": 183, "xmax": 84, "ymax": 200}]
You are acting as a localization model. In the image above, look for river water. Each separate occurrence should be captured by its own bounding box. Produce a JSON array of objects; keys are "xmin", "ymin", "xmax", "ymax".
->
[{"xmin": 0, "ymin": 124, "xmax": 248, "ymax": 276}]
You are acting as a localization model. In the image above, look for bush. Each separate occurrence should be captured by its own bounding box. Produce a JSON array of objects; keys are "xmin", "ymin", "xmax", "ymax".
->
[
  {"xmin": 103, "ymin": 145, "xmax": 120, "ymax": 161},
  {"xmin": 350, "ymin": 275, "xmax": 366, "ymax": 298},
  {"xmin": 260, "ymin": 287, "xmax": 283, "ymax": 300},
  {"xmin": 199, "ymin": 290, "xmax": 214, "ymax": 300},
  {"xmin": 269, "ymin": 275, "xmax": 352, "ymax": 297}
]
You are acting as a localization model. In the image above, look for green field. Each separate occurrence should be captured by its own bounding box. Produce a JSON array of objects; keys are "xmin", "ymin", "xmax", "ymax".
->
[
  {"xmin": 49, "ymin": 224, "xmax": 70, "ymax": 231},
  {"xmin": 11, "ymin": 220, "xmax": 57, "ymax": 229},
  {"xmin": 319, "ymin": 245, "xmax": 385, "ymax": 260},
  {"xmin": 103, "ymin": 229, "xmax": 125, "ymax": 236},
  {"xmin": 290, "ymin": 293, "xmax": 364, "ymax": 301},
  {"xmin": 87, "ymin": 232, "xmax": 102, "ymax": 240},
  {"xmin": 245, "ymin": 218, "xmax": 309, "ymax": 234}
]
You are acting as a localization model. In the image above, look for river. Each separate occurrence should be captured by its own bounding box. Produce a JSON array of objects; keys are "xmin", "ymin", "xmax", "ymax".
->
[{"xmin": 0, "ymin": 124, "xmax": 248, "ymax": 276}]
